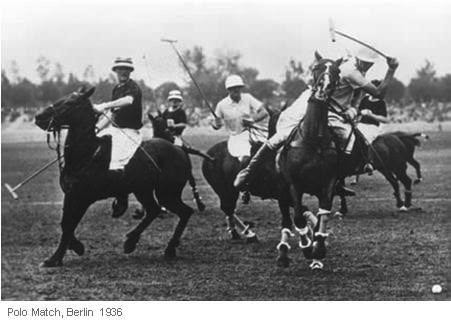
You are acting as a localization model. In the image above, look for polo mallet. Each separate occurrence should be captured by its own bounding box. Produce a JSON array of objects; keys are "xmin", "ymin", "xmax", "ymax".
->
[
  {"xmin": 328, "ymin": 18, "xmax": 388, "ymax": 59},
  {"xmin": 4, "ymin": 156, "xmax": 62, "ymax": 200},
  {"xmin": 142, "ymin": 54, "xmax": 153, "ymax": 85},
  {"xmin": 161, "ymin": 38, "xmax": 219, "ymax": 119}
]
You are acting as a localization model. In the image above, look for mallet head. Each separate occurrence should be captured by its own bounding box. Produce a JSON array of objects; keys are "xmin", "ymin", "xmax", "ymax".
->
[
  {"xmin": 4, "ymin": 183, "xmax": 19, "ymax": 200},
  {"xmin": 161, "ymin": 38, "xmax": 178, "ymax": 44},
  {"xmin": 328, "ymin": 18, "xmax": 336, "ymax": 42}
]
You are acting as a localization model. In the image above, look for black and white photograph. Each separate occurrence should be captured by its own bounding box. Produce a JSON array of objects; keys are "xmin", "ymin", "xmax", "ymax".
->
[{"xmin": 1, "ymin": 0, "xmax": 450, "ymax": 309}]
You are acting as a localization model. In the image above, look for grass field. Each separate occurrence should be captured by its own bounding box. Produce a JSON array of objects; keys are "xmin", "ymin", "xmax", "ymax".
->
[{"xmin": 1, "ymin": 131, "xmax": 450, "ymax": 300}]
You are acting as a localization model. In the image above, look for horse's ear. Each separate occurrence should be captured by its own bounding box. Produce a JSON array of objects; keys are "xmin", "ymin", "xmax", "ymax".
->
[
  {"xmin": 78, "ymin": 85, "xmax": 87, "ymax": 94},
  {"xmin": 147, "ymin": 112, "xmax": 154, "ymax": 121},
  {"xmin": 157, "ymin": 109, "xmax": 162, "ymax": 117},
  {"xmin": 82, "ymin": 87, "xmax": 96, "ymax": 98},
  {"xmin": 314, "ymin": 51, "xmax": 323, "ymax": 62},
  {"xmin": 335, "ymin": 57, "xmax": 343, "ymax": 66}
]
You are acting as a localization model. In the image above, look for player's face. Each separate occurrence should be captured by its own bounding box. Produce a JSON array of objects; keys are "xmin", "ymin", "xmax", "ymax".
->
[
  {"xmin": 114, "ymin": 68, "xmax": 132, "ymax": 83},
  {"xmin": 228, "ymin": 86, "xmax": 242, "ymax": 102},
  {"xmin": 169, "ymin": 99, "xmax": 182, "ymax": 109}
]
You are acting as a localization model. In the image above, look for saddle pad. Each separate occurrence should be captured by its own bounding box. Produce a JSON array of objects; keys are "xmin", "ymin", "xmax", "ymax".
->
[{"xmin": 227, "ymin": 131, "xmax": 251, "ymax": 159}]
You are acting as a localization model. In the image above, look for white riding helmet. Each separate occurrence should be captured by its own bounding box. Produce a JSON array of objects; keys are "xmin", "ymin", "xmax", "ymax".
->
[
  {"xmin": 225, "ymin": 75, "xmax": 245, "ymax": 90},
  {"xmin": 112, "ymin": 57, "xmax": 134, "ymax": 71},
  {"xmin": 167, "ymin": 90, "xmax": 183, "ymax": 101},
  {"xmin": 355, "ymin": 48, "xmax": 378, "ymax": 64}
]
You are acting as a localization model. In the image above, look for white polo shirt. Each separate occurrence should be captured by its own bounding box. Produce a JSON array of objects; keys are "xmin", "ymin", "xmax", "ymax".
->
[
  {"xmin": 215, "ymin": 93, "xmax": 264, "ymax": 135},
  {"xmin": 330, "ymin": 57, "xmax": 370, "ymax": 112}
]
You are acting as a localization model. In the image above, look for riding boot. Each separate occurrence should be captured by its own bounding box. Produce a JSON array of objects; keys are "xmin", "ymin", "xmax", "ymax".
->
[
  {"xmin": 110, "ymin": 169, "xmax": 129, "ymax": 218},
  {"xmin": 362, "ymin": 145, "xmax": 374, "ymax": 175},
  {"xmin": 234, "ymin": 143, "xmax": 273, "ymax": 190}
]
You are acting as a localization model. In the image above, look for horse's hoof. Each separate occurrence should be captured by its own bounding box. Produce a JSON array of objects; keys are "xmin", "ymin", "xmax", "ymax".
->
[
  {"xmin": 164, "ymin": 247, "xmax": 176, "ymax": 259},
  {"xmin": 246, "ymin": 235, "xmax": 259, "ymax": 243},
  {"xmin": 309, "ymin": 259, "xmax": 324, "ymax": 270},
  {"xmin": 123, "ymin": 237, "xmax": 138, "ymax": 254},
  {"xmin": 312, "ymin": 236, "xmax": 327, "ymax": 260},
  {"xmin": 334, "ymin": 211, "xmax": 345, "ymax": 219},
  {"xmin": 40, "ymin": 259, "xmax": 63, "ymax": 268},
  {"xmin": 300, "ymin": 237, "xmax": 314, "ymax": 260},
  {"xmin": 413, "ymin": 178, "xmax": 422, "ymax": 185},
  {"xmin": 132, "ymin": 209, "xmax": 145, "ymax": 220},
  {"xmin": 276, "ymin": 255, "xmax": 291, "ymax": 268},
  {"xmin": 69, "ymin": 240, "xmax": 85, "ymax": 256},
  {"xmin": 398, "ymin": 206, "xmax": 408, "ymax": 212},
  {"xmin": 229, "ymin": 229, "xmax": 241, "ymax": 241},
  {"xmin": 197, "ymin": 201, "xmax": 206, "ymax": 212},
  {"xmin": 276, "ymin": 244, "xmax": 291, "ymax": 268}
]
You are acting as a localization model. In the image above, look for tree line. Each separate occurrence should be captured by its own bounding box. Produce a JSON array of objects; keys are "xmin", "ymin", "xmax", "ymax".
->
[{"xmin": 2, "ymin": 50, "xmax": 451, "ymax": 115}]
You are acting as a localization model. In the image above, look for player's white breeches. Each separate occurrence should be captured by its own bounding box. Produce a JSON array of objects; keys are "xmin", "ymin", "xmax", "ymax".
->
[
  {"xmin": 98, "ymin": 126, "xmax": 142, "ymax": 170},
  {"xmin": 174, "ymin": 135, "xmax": 183, "ymax": 147},
  {"xmin": 328, "ymin": 114, "xmax": 355, "ymax": 154},
  {"xmin": 267, "ymin": 112, "xmax": 303, "ymax": 149},
  {"xmin": 356, "ymin": 123, "xmax": 381, "ymax": 144}
]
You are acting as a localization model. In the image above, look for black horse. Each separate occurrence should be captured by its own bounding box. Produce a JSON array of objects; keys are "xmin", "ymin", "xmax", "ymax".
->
[
  {"xmin": 336, "ymin": 130, "xmax": 428, "ymax": 215},
  {"xmin": 276, "ymin": 52, "xmax": 430, "ymax": 269},
  {"xmin": 132, "ymin": 112, "xmax": 214, "ymax": 218},
  {"xmin": 35, "ymin": 87, "xmax": 194, "ymax": 267}
]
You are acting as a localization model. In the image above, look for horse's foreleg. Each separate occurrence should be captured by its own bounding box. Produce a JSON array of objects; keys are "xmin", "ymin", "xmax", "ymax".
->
[
  {"xmin": 309, "ymin": 180, "xmax": 336, "ymax": 269},
  {"xmin": 160, "ymin": 198, "xmax": 194, "ymax": 258},
  {"xmin": 276, "ymin": 196, "xmax": 293, "ymax": 267},
  {"xmin": 41, "ymin": 195, "xmax": 90, "ymax": 267},
  {"xmin": 124, "ymin": 192, "xmax": 161, "ymax": 254},
  {"xmin": 396, "ymin": 169, "xmax": 413, "ymax": 210}
]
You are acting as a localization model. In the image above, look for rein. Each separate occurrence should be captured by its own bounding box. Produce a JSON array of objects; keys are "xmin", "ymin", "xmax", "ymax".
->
[{"xmin": 46, "ymin": 106, "xmax": 64, "ymax": 174}]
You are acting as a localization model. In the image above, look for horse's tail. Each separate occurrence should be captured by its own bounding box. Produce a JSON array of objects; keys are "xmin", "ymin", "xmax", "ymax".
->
[{"xmin": 392, "ymin": 131, "xmax": 429, "ymax": 148}]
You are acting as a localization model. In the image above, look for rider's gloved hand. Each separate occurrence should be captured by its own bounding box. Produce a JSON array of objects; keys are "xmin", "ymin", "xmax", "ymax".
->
[
  {"xmin": 344, "ymin": 108, "xmax": 358, "ymax": 122},
  {"xmin": 211, "ymin": 117, "xmax": 222, "ymax": 130},
  {"xmin": 241, "ymin": 118, "xmax": 255, "ymax": 128},
  {"xmin": 386, "ymin": 57, "xmax": 399, "ymax": 70},
  {"xmin": 93, "ymin": 103, "xmax": 110, "ymax": 113},
  {"xmin": 360, "ymin": 109, "xmax": 372, "ymax": 116}
]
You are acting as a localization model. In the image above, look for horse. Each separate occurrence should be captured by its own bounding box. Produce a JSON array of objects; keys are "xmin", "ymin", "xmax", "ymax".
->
[
  {"xmin": 276, "ymin": 52, "xmax": 430, "ymax": 269},
  {"xmin": 132, "ymin": 112, "xmax": 214, "ymax": 218},
  {"xmin": 34, "ymin": 86, "xmax": 194, "ymax": 267},
  {"xmin": 200, "ymin": 103, "xmax": 321, "ymax": 243}
]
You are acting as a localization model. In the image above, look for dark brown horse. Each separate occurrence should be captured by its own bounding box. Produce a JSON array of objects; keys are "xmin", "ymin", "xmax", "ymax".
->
[
  {"xmin": 277, "ymin": 52, "xmax": 429, "ymax": 269},
  {"xmin": 35, "ymin": 87, "xmax": 194, "ymax": 267}
]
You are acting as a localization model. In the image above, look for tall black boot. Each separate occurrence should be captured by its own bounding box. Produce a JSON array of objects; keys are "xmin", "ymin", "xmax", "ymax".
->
[
  {"xmin": 110, "ymin": 169, "xmax": 129, "ymax": 218},
  {"xmin": 233, "ymin": 143, "xmax": 273, "ymax": 190}
]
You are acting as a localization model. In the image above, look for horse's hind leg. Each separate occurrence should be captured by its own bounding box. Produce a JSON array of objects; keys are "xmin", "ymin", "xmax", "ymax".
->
[
  {"xmin": 124, "ymin": 191, "xmax": 161, "ymax": 254},
  {"xmin": 396, "ymin": 168, "xmax": 413, "ymax": 210},
  {"xmin": 408, "ymin": 158, "xmax": 422, "ymax": 184},
  {"xmin": 380, "ymin": 170, "xmax": 404, "ymax": 209},
  {"xmin": 41, "ymin": 194, "xmax": 91, "ymax": 267},
  {"xmin": 159, "ymin": 196, "xmax": 194, "ymax": 259},
  {"xmin": 188, "ymin": 172, "xmax": 206, "ymax": 212}
]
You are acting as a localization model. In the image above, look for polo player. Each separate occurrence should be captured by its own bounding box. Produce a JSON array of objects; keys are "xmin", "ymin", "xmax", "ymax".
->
[
  {"xmin": 212, "ymin": 74, "xmax": 268, "ymax": 178},
  {"xmin": 94, "ymin": 57, "xmax": 143, "ymax": 218},
  {"xmin": 234, "ymin": 48, "xmax": 399, "ymax": 189}
]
